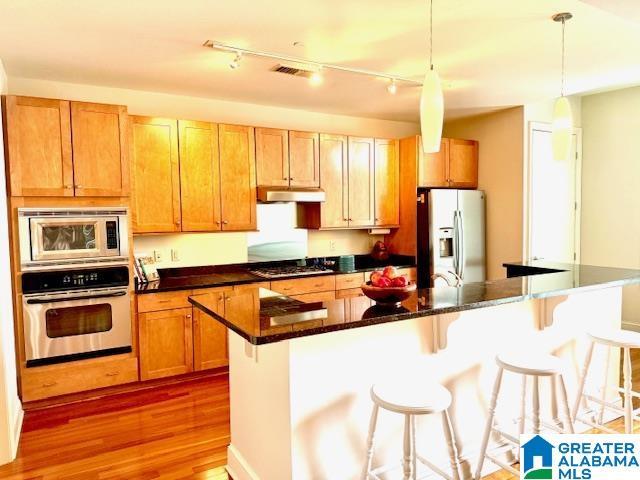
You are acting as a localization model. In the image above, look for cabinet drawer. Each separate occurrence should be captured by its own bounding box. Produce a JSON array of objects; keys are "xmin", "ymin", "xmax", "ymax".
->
[
  {"xmin": 336, "ymin": 288, "xmax": 366, "ymax": 299},
  {"xmin": 137, "ymin": 290, "xmax": 193, "ymax": 312},
  {"xmin": 234, "ymin": 282, "xmax": 271, "ymax": 291},
  {"xmin": 335, "ymin": 272, "xmax": 365, "ymax": 290},
  {"xmin": 290, "ymin": 291, "xmax": 336, "ymax": 303},
  {"xmin": 22, "ymin": 356, "xmax": 138, "ymax": 402},
  {"xmin": 271, "ymin": 275, "xmax": 336, "ymax": 296},
  {"xmin": 396, "ymin": 267, "xmax": 417, "ymax": 281}
]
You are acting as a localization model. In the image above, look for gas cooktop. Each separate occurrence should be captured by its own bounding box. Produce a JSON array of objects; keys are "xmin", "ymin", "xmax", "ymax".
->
[{"xmin": 249, "ymin": 265, "xmax": 333, "ymax": 279}]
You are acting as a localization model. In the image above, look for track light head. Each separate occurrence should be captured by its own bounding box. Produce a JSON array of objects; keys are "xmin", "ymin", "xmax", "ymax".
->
[
  {"xmin": 387, "ymin": 79, "xmax": 398, "ymax": 95},
  {"xmin": 309, "ymin": 69, "xmax": 323, "ymax": 86}
]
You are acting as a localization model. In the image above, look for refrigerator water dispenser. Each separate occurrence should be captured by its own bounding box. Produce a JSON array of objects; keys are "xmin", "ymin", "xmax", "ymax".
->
[{"xmin": 439, "ymin": 228, "xmax": 454, "ymax": 257}]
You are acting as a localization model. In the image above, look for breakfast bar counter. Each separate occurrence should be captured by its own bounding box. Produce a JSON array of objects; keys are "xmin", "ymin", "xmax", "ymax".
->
[{"xmin": 190, "ymin": 263, "xmax": 640, "ymax": 480}]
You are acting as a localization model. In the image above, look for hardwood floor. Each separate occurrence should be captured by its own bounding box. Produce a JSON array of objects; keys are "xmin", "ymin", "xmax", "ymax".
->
[
  {"xmin": 1, "ymin": 350, "xmax": 639, "ymax": 479},
  {"xmin": 0, "ymin": 372, "xmax": 230, "ymax": 480}
]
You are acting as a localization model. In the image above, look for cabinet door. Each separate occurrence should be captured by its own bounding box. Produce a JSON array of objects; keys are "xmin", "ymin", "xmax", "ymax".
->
[
  {"xmin": 179, "ymin": 120, "xmax": 221, "ymax": 232},
  {"xmin": 4, "ymin": 96, "xmax": 73, "ymax": 196},
  {"xmin": 374, "ymin": 139, "xmax": 399, "ymax": 226},
  {"xmin": 130, "ymin": 116, "xmax": 181, "ymax": 233},
  {"xmin": 255, "ymin": 127, "xmax": 289, "ymax": 187},
  {"xmin": 419, "ymin": 138, "xmax": 449, "ymax": 187},
  {"xmin": 70, "ymin": 102, "xmax": 129, "ymax": 196},
  {"xmin": 289, "ymin": 131, "xmax": 320, "ymax": 188},
  {"xmin": 448, "ymin": 138, "xmax": 478, "ymax": 188},
  {"xmin": 319, "ymin": 134, "xmax": 349, "ymax": 228},
  {"xmin": 348, "ymin": 137, "xmax": 375, "ymax": 227},
  {"xmin": 192, "ymin": 289, "xmax": 229, "ymax": 371},
  {"xmin": 138, "ymin": 308, "xmax": 193, "ymax": 380},
  {"xmin": 218, "ymin": 124, "xmax": 257, "ymax": 231}
]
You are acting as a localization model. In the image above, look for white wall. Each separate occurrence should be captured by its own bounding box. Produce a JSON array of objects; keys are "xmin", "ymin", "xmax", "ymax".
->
[
  {"xmin": 581, "ymin": 86, "xmax": 640, "ymax": 328},
  {"xmin": 444, "ymin": 107, "xmax": 525, "ymax": 280},
  {"xmin": 0, "ymin": 61, "xmax": 23, "ymax": 465},
  {"xmin": 7, "ymin": 76, "xmax": 415, "ymax": 267}
]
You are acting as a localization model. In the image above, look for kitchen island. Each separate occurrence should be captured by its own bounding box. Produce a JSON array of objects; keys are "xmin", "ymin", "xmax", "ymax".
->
[{"xmin": 190, "ymin": 263, "xmax": 640, "ymax": 480}]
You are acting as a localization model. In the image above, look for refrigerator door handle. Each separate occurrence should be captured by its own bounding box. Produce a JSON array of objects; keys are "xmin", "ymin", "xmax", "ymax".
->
[
  {"xmin": 457, "ymin": 210, "xmax": 465, "ymax": 280},
  {"xmin": 452, "ymin": 210, "xmax": 459, "ymax": 276}
]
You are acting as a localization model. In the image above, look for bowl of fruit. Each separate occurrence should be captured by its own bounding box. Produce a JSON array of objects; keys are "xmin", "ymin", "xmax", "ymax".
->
[{"xmin": 361, "ymin": 266, "xmax": 417, "ymax": 307}]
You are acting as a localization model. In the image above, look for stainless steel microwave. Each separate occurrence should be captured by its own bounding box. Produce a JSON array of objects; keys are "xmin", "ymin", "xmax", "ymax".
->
[{"xmin": 18, "ymin": 208, "xmax": 129, "ymax": 270}]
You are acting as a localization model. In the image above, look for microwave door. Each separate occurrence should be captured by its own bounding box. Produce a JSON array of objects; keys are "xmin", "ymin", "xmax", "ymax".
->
[{"xmin": 428, "ymin": 189, "xmax": 458, "ymax": 284}]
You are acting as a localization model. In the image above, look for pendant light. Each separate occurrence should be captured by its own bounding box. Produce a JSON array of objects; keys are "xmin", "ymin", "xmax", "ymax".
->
[
  {"xmin": 552, "ymin": 12, "xmax": 573, "ymax": 161},
  {"xmin": 420, "ymin": 0, "xmax": 444, "ymax": 153}
]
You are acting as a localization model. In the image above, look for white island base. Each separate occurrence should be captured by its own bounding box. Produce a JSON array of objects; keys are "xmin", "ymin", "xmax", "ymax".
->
[{"xmin": 225, "ymin": 288, "xmax": 623, "ymax": 480}]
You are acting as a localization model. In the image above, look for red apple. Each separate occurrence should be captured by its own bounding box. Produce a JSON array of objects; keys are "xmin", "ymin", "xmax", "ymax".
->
[
  {"xmin": 370, "ymin": 271, "xmax": 383, "ymax": 285},
  {"xmin": 382, "ymin": 266, "xmax": 398, "ymax": 279},
  {"xmin": 391, "ymin": 276, "xmax": 408, "ymax": 287},
  {"xmin": 376, "ymin": 276, "xmax": 392, "ymax": 288}
]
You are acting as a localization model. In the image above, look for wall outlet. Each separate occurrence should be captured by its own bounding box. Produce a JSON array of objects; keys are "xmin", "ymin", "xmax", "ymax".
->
[
  {"xmin": 153, "ymin": 250, "xmax": 163, "ymax": 263},
  {"xmin": 171, "ymin": 249, "xmax": 180, "ymax": 262},
  {"xmin": 329, "ymin": 240, "xmax": 336, "ymax": 252}
]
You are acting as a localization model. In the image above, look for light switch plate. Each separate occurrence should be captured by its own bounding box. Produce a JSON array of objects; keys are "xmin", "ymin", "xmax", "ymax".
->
[
  {"xmin": 171, "ymin": 249, "xmax": 180, "ymax": 262},
  {"xmin": 153, "ymin": 250, "xmax": 163, "ymax": 263}
]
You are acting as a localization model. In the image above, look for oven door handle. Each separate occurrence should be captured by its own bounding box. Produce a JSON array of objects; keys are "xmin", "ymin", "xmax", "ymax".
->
[{"xmin": 26, "ymin": 291, "xmax": 128, "ymax": 304}]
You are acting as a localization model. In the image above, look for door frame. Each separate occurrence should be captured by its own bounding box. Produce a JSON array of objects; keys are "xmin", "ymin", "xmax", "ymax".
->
[{"xmin": 523, "ymin": 121, "xmax": 583, "ymax": 263}]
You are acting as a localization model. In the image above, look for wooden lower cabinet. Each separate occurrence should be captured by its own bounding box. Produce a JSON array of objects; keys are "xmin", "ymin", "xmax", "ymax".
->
[
  {"xmin": 191, "ymin": 289, "xmax": 229, "ymax": 371},
  {"xmin": 139, "ymin": 307, "xmax": 193, "ymax": 380},
  {"xmin": 21, "ymin": 356, "xmax": 138, "ymax": 402}
]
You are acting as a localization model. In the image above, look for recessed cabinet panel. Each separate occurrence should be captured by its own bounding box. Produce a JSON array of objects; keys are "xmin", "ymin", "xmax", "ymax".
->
[
  {"xmin": 289, "ymin": 131, "xmax": 320, "ymax": 187},
  {"xmin": 179, "ymin": 120, "xmax": 221, "ymax": 232},
  {"xmin": 218, "ymin": 124, "xmax": 257, "ymax": 231},
  {"xmin": 70, "ymin": 102, "xmax": 129, "ymax": 196},
  {"xmin": 449, "ymin": 139, "xmax": 479, "ymax": 188},
  {"xmin": 348, "ymin": 137, "xmax": 375, "ymax": 227},
  {"xmin": 255, "ymin": 127, "xmax": 289, "ymax": 187},
  {"xmin": 374, "ymin": 139, "xmax": 399, "ymax": 226},
  {"xmin": 319, "ymin": 134, "xmax": 349, "ymax": 228},
  {"xmin": 4, "ymin": 96, "xmax": 73, "ymax": 197},
  {"xmin": 419, "ymin": 138, "xmax": 449, "ymax": 187},
  {"xmin": 130, "ymin": 116, "xmax": 181, "ymax": 233}
]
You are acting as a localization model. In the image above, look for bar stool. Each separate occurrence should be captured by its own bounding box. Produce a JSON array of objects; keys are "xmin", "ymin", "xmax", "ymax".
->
[
  {"xmin": 573, "ymin": 328, "xmax": 640, "ymax": 434},
  {"xmin": 362, "ymin": 379, "xmax": 461, "ymax": 480},
  {"xmin": 475, "ymin": 351, "xmax": 574, "ymax": 480}
]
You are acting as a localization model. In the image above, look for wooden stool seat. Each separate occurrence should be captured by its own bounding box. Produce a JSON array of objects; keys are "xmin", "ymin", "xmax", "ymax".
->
[
  {"xmin": 371, "ymin": 380, "xmax": 452, "ymax": 415},
  {"xmin": 589, "ymin": 328, "xmax": 640, "ymax": 349},
  {"xmin": 363, "ymin": 380, "xmax": 461, "ymax": 480},
  {"xmin": 497, "ymin": 351, "xmax": 565, "ymax": 376}
]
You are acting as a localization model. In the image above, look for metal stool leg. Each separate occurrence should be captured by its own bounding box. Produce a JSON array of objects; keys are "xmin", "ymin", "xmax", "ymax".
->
[
  {"xmin": 442, "ymin": 409, "xmax": 462, "ymax": 480},
  {"xmin": 475, "ymin": 367, "xmax": 504, "ymax": 480},
  {"xmin": 361, "ymin": 403, "xmax": 379, "ymax": 480},
  {"xmin": 624, "ymin": 347, "xmax": 633, "ymax": 434},
  {"xmin": 557, "ymin": 373, "xmax": 575, "ymax": 433},
  {"xmin": 573, "ymin": 341, "xmax": 595, "ymax": 420}
]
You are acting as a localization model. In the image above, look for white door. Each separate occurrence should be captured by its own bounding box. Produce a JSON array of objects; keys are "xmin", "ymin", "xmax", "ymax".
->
[{"xmin": 528, "ymin": 123, "xmax": 581, "ymax": 263}]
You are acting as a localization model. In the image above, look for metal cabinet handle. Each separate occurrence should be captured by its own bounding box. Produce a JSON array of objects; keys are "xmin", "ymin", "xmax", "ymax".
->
[
  {"xmin": 64, "ymin": 185, "xmax": 73, "ymax": 189},
  {"xmin": 223, "ymin": 220, "xmax": 229, "ymax": 225},
  {"xmin": 225, "ymin": 296, "xmax": 231, "ymax": 301},
  {"xmin": 289, "ymin": 177, "xmax": 294, "ymax": 180},
  {"xmin": 215, "ymin": 221, "xmax": 221, "ymax": 225},
  {"xmin": 105, "ymin": 371, "xmax": 120, "ymax": 377},
  {"xmin": 42, "ymin": 381, "xmax": 57, "ymax": 387},
  {"xmin": 186, "ymin": 314, "xmax": 192, "ymax": 319},
  {"xmin": 75, "ymin": 184, "xmax": 83, "ymax": 189}
]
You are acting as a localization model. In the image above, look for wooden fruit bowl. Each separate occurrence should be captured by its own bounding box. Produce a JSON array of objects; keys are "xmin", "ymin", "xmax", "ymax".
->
[{"xmin": 361, "ymin": 281, "xmax": 417, "ymax": 306}]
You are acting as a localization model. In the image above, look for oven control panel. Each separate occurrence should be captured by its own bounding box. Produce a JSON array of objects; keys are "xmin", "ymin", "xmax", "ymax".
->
[{"xmin": 22, "ymin": 266, "xmax": 129, "ymax": 294}]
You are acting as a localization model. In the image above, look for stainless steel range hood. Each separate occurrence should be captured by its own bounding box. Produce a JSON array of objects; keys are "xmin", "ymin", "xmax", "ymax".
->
[{"xmin": 257, "ymin": 186, "xmax": 325, "ymax": 203}]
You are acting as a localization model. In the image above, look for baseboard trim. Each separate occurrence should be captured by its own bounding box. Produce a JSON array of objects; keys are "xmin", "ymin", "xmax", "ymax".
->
[
  {"xmin": 11, "ymin": 404, "xmax": 23, "ymax": 458},
  {"xmin": 226, "ymin": 444, "xmax": 260, "ymax": 480}
]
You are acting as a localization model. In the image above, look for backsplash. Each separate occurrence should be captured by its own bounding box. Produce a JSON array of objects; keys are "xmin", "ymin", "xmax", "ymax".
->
[{"xmin": 133, "ymin": 229, "xmax": 383, "ymax": 269}]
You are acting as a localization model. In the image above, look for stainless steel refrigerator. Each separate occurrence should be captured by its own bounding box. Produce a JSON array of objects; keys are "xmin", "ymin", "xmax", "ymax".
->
[{"xmin": 417, "ymin": 189, "xmax": 486, "ymax": 287}]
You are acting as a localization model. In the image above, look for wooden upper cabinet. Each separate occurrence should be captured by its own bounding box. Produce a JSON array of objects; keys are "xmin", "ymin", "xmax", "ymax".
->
[
  {"xmin": 218, "ymin": 124, "xmax": 256, "ymax": 231},
  {"xmin": 448, "ymin": 138, "xmax": 479, "ymax": 188},
  {"xmin": 138, "ymin": 307, "xmax": 193, "ymax": 381},
  {"xmin": 70, "ymin": 102, "xmax": 129, "ymax": 196},
  {"xmin": 419, "ymin": 138, "xmax": 449, "ymax": 187},
  {"xmin": 318, "ymin": 134, "xmax": 349, "ymax": 228},
  {"xmin": 130, "ymin": 116, "xmax": 181, "ymax": 233},
  {"xmin": 347, "ymin": 137, "xmax": 375, "ymax": 227},
  {"xmin": 178, "ymin": 120, "xmax": 221, "ymax": 232},
  {"xmin": 289, "ymin": 131, "xmax": 320, "ymax": 188},
  {"xmin": 3, "ymin": 96, "xmax": 73, "ymax": 197},
  {"xmin": 255, "ymin": 127, "xmax": 289, "ymax": 187},
  {"xmin": 374, "ymin": 139, "xmax": 399, "ymax": 226},
  {"xmin": 192, "ymin": 289, "xmax": 229, "ymax": 371}
]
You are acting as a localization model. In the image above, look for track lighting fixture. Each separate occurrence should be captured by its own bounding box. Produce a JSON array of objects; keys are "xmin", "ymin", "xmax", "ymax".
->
[
  {"xmin": 229, "ymin": 52, "xmax": 242, "ymax": 70},
  {"xmin": 387, "ymin": 79, "xmax": 398, "ymax": 95}
]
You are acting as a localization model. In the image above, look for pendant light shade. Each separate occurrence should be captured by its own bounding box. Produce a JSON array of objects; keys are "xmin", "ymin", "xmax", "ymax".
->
[
  {"xmin": 420, "ymin": 69, "xmax": 444, "ymax": 153},
  {"xmin": 552, "ymin": 95, "xmax": 573, "ymax": 161},
  {"xmin": 551, "ymin": 12, "xmax": 573, "ymax": 161}
]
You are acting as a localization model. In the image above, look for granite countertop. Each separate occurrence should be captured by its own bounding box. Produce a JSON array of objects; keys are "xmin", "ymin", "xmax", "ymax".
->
[
  {"xmin": 136, "ymin": 254, "xmax": 415, "ymax": 294},
  {"xmin": 189, "ymin": 262, "xmax": 640, "ymax": 345}
]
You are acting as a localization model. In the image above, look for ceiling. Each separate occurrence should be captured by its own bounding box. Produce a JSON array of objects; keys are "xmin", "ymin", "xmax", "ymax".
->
[{"xmin": 0, "ymin": 0, "xmax": 639, "ymax": 122}]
